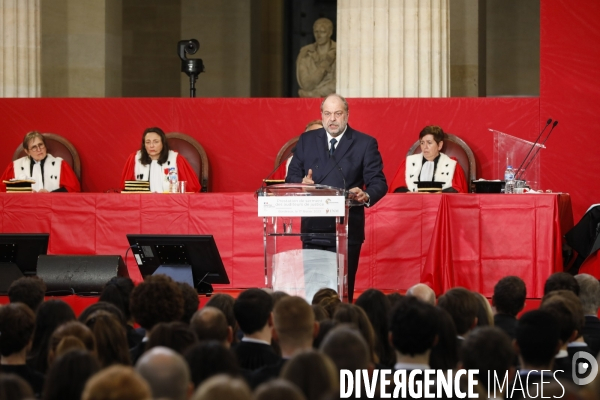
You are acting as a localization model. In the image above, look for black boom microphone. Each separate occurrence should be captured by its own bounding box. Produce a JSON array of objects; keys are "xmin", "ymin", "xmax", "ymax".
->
[
  {"xmin": 517, "ymin": 120, "xmax": 559, "ymax": 180},
  {"xmin": 514, "ymin": 118, "xmax": 552, "ymax": 179},
  {"xmin": 262, "ymin": 147, "xmax": 295, "ymax": 185}
]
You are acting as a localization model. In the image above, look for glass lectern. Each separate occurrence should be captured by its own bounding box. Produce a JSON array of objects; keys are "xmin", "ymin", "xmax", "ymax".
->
[{"xmin": 256, "ymin": 184, "xmax": 351, "ymax": 302}]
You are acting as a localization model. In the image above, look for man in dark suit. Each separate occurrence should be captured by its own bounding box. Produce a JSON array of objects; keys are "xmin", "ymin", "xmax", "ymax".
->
[{"xmin": 286, "ymin": 94, "xmax": 387, "ymax": 302}]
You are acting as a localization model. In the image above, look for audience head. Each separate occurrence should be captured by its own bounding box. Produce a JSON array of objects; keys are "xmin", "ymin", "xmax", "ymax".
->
[
  {"xmin": 184, "ymin": 341, "xmax": 240, "ymax": 389},
  {"xmin": 7, "ymin": 276, "xmax": 46, "ymax": 312},
  {"xmin": 99, "ymin": 277, "xmax": 135, "ymax": 322},
  {"xmin": 406, "ymin": 283, "xmax": 436, "ymax": 305},
  {"xmin": 386, "ymin": 292, "xmax": 404, "ymax": 309},
  {"xmin": 0, "ymin": 302, "xmax": 35, "ymax": 357},
  {"xmin": 492, "ymin": 275, "xmax": 527, "ymax": 316},
  {"xmin": 437, "ymin": 287, "xmax": 479, "ymax": 336},
  {"xmin": 191, "ymin": 374, "xmax": 252, "ymax": 400},
  {"xmin": 84, "ymin": 310, "xmax": 131, "ymax": 367},
  {"xmin": 474, "ymin": 292, "xmax": 494, "ymax": 327},
  {"xmin": 460, "ymin": 327, "xmax": 515, "ymax": 392},
  {"xmin": 313, "ymin": 319, "xmax": 339, "ymax": 350},
  {"xmin": 146, "ymin": 321, "xmax": 198, "ymax": 355},
  {"xmin": 390, "ymin": 296, "xmax": 438, "ymax": 358},
  {"xmin": 0, "ymin": 374, "xmax": 34, "ymax": 400},
  {"xmin": 280, "ymin": 350, "xmax": 338, "ymax": 400},
  {"xmin": 429, "ymin": 307, "xmax": 459, "ymax": 370},
  {"xmin": 273, "ymin": 296, "xmax": 317, "ymax": 353},
  {"xmin": 540, "ymin": 289, "xmax": 585, "ymax": 344},
  {"xmin": 136, "ymin": 346, "xmax": 193, "ymax": 400},
  {"xmin": 29, "ymin": 299, "xmax": 76, "ymax": 372},
  {"xmin": 544, "ymin": 272, "xmax": 579, "ymax": 296},
  {"xmin": 48, "ymin": 321, "xmax": 96, "ymax": 366},
  {"xmin": 81, "ymin": 365, "xmax": 151, "ymax": 400},
  {"xmin": 355, "ymin": 288, "xmax": 395, "ymax": 366},
  {"xmin": 255, "ymin": 379, "xmax": 307, "ymax": 400},
  {"xmin": 43, "ymin": 349, "xmax": 101, "ymax": 400},
  {"xmin": 320, "ymin": 325, "xmax": 370, "ymax": 371},
  {"xmin": 205, "ymin": 293, "xmax": 238, "ymax": 342},
  {"xmin": 574, "ymin": 273, "xmax": 600, "ymax": 315},
  {"xmin": 177, "ymin": 282, "xmax": 200, "ymax": 324},
  {"xmin": 234, "ymin": 288, "xmax": 274, "ymax": 335},
  {"xmin": 130, "ymin": 274, "xmax": 184, "ymax": 331},
  {"xmin": 190, "ymin": 306, "xmax": 231, "ymax": 346},
  {"xmin": 311, "ymin": 304, "xmax": 329, "ymax": 322},
  {"xmin": 78, "ymin": 301, "xmax": 127, "ymax": 327},
  {"xmin": 332, "ymin": 303, "xmax": 378, "ymax": 363},
  {"xmin": 270, "ymin": 291, "xmax": 290, "ymax": 305},
  {"xmin": 311, "ymin": 288, "xmax": 340, "ymax": 318},
  {"xmin": 515, "ymin": 310, "xmax": 560, "ymax": 368},
  {"xmin": 140, "ymin": 126, "xmax": 169, "ymax": 165}
]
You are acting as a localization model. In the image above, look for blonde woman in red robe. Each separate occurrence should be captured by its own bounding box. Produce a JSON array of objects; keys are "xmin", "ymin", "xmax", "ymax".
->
[{"xmin": 121, "ymin": 127, "xmax": 201, "ymax": 193}]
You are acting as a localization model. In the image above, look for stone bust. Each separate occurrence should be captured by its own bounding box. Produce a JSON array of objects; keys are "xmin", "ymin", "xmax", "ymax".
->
[{"xmin": 296, "ymin": 18, "xmax": 336, "ymax": 98}]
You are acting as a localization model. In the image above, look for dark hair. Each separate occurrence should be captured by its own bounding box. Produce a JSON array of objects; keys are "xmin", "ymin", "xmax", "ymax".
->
[
  {"xmin": 29, "ymin": 299, "xmax": 76, "ymax": 373},
  {"xmin": 312, "ymin": 319, "xmax": 338, "ymax": 350},
  {"xmin": 177, "ymin": 282, "xmax": 199, "ymax": 324},
  {"xmin": 8, "ymin": 277, "xmax": 46, "ymax": 312},
  {"xmin": 429, "ymin": 307, "xmax": 458, "ymax": 370},
  {"xmin": 129, "ymin": 274, "xmax": 184, "ymax": 330},
  {"xmin": 84, "ymin": 311, "xmax": 131, "ymax": 367},
  {"xmin": 78, "ymin": 301, "xmax": 127, "ymax": 327},
  {"xmin": 190, "ymin": 307, "xmax": 230, "ymax": 343},
  {"xmin": 280, "ymin": 350, "xmax": 338, "ymax": 400},
  {"xmin": 147, "ymin": 321, "xmax": 198, "ymax": 355},
  {"xmin": 311, "ymin": 304, "xmax": 329, "ymax": 322},
  {"xmin": 0, "ymin": 303, "xmax": 35, "ymax": 356},
  {"xmin": 0, "ymin": 374, "xmax": 34, "ymax": 400},
  {"xmin": 184, "ymin": 341, "xmax": 240, "ymax": 388},
  {"xmin": 48, "ymin": 321, "xmax": 96, "ymax": 366},
  {"xmin": 332, "ymin": 303, "xmax": 378, "ymax": 363},
  {"xmin": 254, "ymin": 379, "xmax": 307, "ymax": 400},
  {"xmin": 493, "ymin": 276, "xmax": 527, "ymax": 316},
  {"xmin": 312, "ymin": 288, "xmax": 340, "ymax": 318},
  {"xmin": 390, "ymin": 297, "xmax": 438, "ymax": 356},
  {"xmin": 205, "ymin": 293, "xmax": 238, "ymax": 343},
  {"xmin": 516, "ymin": 310, "xmax": 560, "ymax": 367},
  {"xmin": 355, "ymin": 288, "xmax": 395, "ymax": 367},
  {"xmin": 320, "ymin": 325, "xmax": 370, "ymax": 371},
  {"xmin": 43, "ymin": 350, "xmax": 101, "ymax": 400},
  {"xmin": 234, "ymin": 288, "xmax": 273, "ymax": 335},
  {"xmin": 99, "ymin": 277, "xmax": 135, "ymax": 322},
  {"xmin": 140, "ymin": 127, "xmax": 169, "ymax": 165},
  {"xmin": 540, "ymin": 290, "xmax": 585, "ymax": 343},
  {"xmin": 419, "ymin": 125, "xmax": 445, "ymax": 144},
  {"xmin": 461, "ymin": 327, "xmax": 514, "ymax": 392},
  {"xmin": 386, "ymin": 292, "xmax": 404, "ymax": 309},
  {"xmin": 544, "ymin": 272, "xmax": 579, "ymax": 296},
  {"xmin": 437, "ymin": 287, "xmax": 479, "ymax": 335}
]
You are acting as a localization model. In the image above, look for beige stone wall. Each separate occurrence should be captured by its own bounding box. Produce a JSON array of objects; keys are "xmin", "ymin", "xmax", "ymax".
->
[
  {"xmin": 41, "ymin": 0, "xmax": 122, "ymax": 97},
  {"xmin": 450, "ymin": 0, "xmax": 482, "ymax": 97}
]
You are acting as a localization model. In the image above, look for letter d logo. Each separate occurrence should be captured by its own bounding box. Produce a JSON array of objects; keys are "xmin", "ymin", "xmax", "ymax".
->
[{"xmin": 572, "ymin": 351, "xmax": 598, "ymax": 385}]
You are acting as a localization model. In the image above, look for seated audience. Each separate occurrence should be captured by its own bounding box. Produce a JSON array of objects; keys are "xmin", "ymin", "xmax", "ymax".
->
[
  {"xmin": 492, "ymin": 276, "xmax": 527, "ymax": 339},
  {"xmin": 135, "ymin": 346, "xmax": 194, "ymax": 400},
  {"xmin": 43, "ymin": 350, "xmax": 101, "ymax": 400},
  {"xmin": 544, "ymin": 272, "xmax": 579, "ymax": 295},
  {"xmin": 205, "ymin": 293, "xmax": 239, "ymax": 345},
  {"xmin": 406, "ymin": 283, "xmax": 436, "ymax": 305},
  {"xmin": 332, "ymin": 303, "xmax": 378, "ymax": 365},
  {"xmin": 280, "ymin": 350, "xmax": 338, "ymax": 400},
  {"xmin": 99, "ymin": 277, "xmax": 144, "ymax": 348},
  {"xmin": 81, "ymin": 365, "xmax": 151, "ymax": 400},
  {"xmin": 254, "ymin": 379, "xmax": 307, "ymax": 400},
  {"xmin": 233, "ymin": 288, "xmax": 279, "ymax": 371},
  {"xmin": 84, "ymin": 310, "xmax": 131, "ymax": 367},
  {"xmin": 429, "ymin": 307, "xmax": 459, "ymax": 370},
  {"xmin": 389, "ymin": 125, "xmax": 467, "ymax": 193},
  {"xmin": 121, "ymin": 127, "xmax": 200, "ymax": 193},
  {"xmin": 184, "ymin": 341, "xmax": 241, "ymax": 389},
  {"xmin": 0, "ymin": 374, "xmax": 35, "ymax": 400},
  {"xmin": 311, "ymin": 288, "xmax": 340, "ymax": 319},
  {"xmin": 355, "ymin": 288, "xmax": 395, "ymax": 367},
  {"xmin": 437, "ymin": 287, "xmax": 479, "ymax": 340},
  {"xmin": 146, "ymin": 321, "xmax": 198, "ymax": 355},
  {"xmin": 47, "ymin": 321, "xmax": 96, "ymax": 366},
  {"xmin": 311, "ymin": 304, "xmax": 329, "ymax": 322},
  {"xmin": 191, "ymin": 374, "xmax": 253, "ymax": 400},
  {"xmin": 574, "ymin": 273, "xmax": 600, "ymax": 357},
  {"xmin": 190, "ymin": 307, "xmax": 232, "ymax": 347},
  {"xmin": 475, "ymin": 292, "xmax": 494, "ymax": 326},
  {"xmin": 28, "ymin": 299, "xmax": 76, "ymax": 374},
  {"xmin": 0, "ymin": 131, "xmax": 80, "ymax": 192},
  {"xmin": 178, "ymin": 282, "xmax": 200, "ymax": 324},
  {"xmin": 0, "ymin": 303, "xmax": 45, "ymax": 397},
  {"xmin": 129, "ymin": 274, "xmax": 185, "ymax": 364},
  {"xmin": 7, "ymin": 277, "xmax": 46, "ymax": 312}
]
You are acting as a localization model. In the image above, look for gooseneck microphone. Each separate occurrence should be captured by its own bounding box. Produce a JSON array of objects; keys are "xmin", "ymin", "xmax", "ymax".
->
[
  {"xmin": 514, "ymin": 118, "xmax": 552, "ymax": 179},
  {"xmin": 262, "ymin": 147, "xmax": 295, "ymax": 186},
  {"xmin": 330, "ymin": 152, "xmax": 348, "ymax": 197},
  {"xmin": 517, "ymin": 120, "xmax": 559, "ymax": 180}
]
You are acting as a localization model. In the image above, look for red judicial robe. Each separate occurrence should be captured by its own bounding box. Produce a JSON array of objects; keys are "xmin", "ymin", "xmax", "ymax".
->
[
  {"xmin": 389, "ymin": 154, "xmax": 468, "ymax": 193},
  {"xmin": 121, "ymin": 151, "xmax": 201, "ymax": 193},
  {"xmin": 0, "ymin": 155, "xmax": 81, "ymax": 192}
]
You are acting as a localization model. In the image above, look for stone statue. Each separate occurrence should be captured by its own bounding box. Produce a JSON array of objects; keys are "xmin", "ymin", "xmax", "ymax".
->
[{"xmin": 296, "ymin": 18, "xmax": 336, "ymax": 98}]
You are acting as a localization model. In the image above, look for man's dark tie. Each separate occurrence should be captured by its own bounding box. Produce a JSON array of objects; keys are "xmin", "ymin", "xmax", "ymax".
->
[{"xmin": 329, "ymin": 138, "xmax": 337, "ymax": 157}]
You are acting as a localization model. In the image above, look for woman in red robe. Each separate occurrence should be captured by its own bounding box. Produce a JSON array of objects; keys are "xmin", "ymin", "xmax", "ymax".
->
[
  {"xmin": 0, "ymin": 131, "xmax": 80, "ymax": 193},
  {"xmin": 389, "ymin": 126, "xmax": 467, "ymax": 193},
  {"xmin": 121, "ymin": 127, "xmax": 201, "ymax": 193}
]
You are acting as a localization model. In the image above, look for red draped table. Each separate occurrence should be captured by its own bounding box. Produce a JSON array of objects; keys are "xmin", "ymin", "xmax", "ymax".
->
[{"xmin": 0, "ymin": 193, "xmax": 572, "ymax": 298}]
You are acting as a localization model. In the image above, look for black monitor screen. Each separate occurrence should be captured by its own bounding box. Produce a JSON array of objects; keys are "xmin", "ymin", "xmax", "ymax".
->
[
  {"xmin": 0, "ymin": 233, "xmax": 49, "ymax": 276},
  {"xmin": 126, "ymin": 234, "xmax": 230, "ymax": 287}
]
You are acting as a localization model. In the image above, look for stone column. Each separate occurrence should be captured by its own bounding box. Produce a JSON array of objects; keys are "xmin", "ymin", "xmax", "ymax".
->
[
  {"xmin": 337, "ymin": 0, "xmax": 449, "ymax": 97},
  {"xmin": 0, "ymin": 0, "xmax": 41, "ymax": 97}
]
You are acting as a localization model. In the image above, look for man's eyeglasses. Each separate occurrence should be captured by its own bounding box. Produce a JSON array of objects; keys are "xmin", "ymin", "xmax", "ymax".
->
[
  {"xmin": 29, "ymin": 143, "xmax": 45, "ymax": 152},
  {"xmin": 322, "ymin": 111, "xmax": 345, "ymax": 119}
]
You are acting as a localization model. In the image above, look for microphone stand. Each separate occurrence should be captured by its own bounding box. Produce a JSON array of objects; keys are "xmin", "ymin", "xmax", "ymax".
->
[
  {"xmin": 514, "ymin": 119, "xmax": 552, "ymax": 180},
  {"xmin": 517, "ymin": 121, "xmax": 559, "ymax": 181}
]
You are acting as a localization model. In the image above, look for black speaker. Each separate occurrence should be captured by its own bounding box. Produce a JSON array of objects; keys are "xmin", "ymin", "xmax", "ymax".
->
[
  {"xmin": 37, "ymin": 255, "xmax": 128, "ymax": 295},
  {"xmin": 0, "ymin": 263, "xmax": 25, "ymax": 294}
]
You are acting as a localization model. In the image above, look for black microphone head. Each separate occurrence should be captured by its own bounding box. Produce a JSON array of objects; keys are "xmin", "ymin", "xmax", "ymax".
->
[
  {"xmin": 553, "ymin": 120, "xmax": 558, "ymax": 127},
  {"xmin": 546, "ymin": 118, "xmax": 552, "ymax": 125},
  {"xmin": 290, "ymin": 147, "xmax": 296, "ymax": 154}
]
